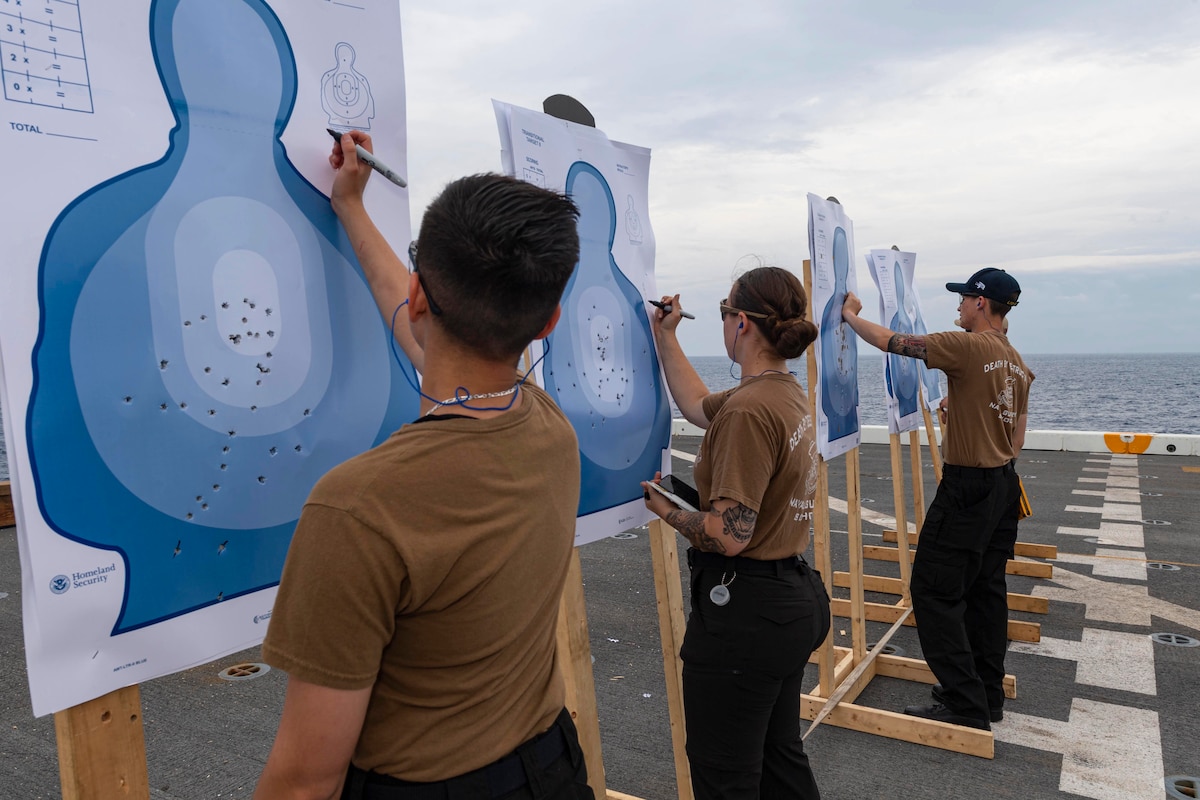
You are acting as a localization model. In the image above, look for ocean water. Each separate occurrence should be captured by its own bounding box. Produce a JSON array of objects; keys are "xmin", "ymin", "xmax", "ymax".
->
[
  {"xmin": 1, "ymin": 353, "xmax": 1197, "ymax": 481},
  {"xmin": 686, "ymin": 353, "xmax": 1200, "ymax": 436}
]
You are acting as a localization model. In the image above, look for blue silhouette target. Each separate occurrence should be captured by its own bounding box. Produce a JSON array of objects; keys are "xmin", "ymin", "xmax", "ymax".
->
[
  {"xmin": 543, "ymin": 162, "xmax": 670, "ymax": 516},
  {"xmin": 885, "ymin": 260, "xmax": 919, "ymax": 419},
  {"xmin": 818, "ymin": 227, "xmax": 860, "ymax": 443},
  {"xmin": 26, "ymin": 0, "xmax": 418, "ymax": 634}
]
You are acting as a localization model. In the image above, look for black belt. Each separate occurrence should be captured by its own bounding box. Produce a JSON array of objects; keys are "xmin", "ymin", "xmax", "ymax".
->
[
  {"xmin": 349, "ymin": 709, "xmax": 571, "ymax": 800},
  {"xmin": 687, "ymin": 548, "xmax": 806, "ymax": 575},
  {"xmin": 944, "ymin": 461, "xmax": 1016, "ymax": 477}
]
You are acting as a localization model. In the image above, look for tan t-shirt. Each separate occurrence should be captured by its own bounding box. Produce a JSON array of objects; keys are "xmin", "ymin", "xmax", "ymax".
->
[
  {"xmin": 926, "ymin": 330, "xmax": 1034, "ymax": 468},
  {"xmin": 262, "ymin": 384, "xmax": 580, "ymax": 781},
  {"xmin": 694, "ymin": 373, "xmax": 818, "ymax": 560}
]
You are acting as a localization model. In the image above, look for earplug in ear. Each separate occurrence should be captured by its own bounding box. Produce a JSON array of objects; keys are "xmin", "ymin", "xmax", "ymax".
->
[{"xmin": 738, "ymin": 322, "xmax": 743, "ymax": 329}]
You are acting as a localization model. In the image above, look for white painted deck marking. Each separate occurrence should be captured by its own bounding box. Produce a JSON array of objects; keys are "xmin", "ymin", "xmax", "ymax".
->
[
  {"xmin": 1009, "ymin": 628, "xmax": 1157, "ymax": 694},
  {"xmin": 1107, "ymin": 477, "xmax": 1140, "ymax": 489},
  {"xmin": 1056, "ymin": 550, "xmax": 1148, "ymax": 581},
  {"xmin": 995, "ymin": 700, "xmax": 1163, "ymax": 800},
  {"xmin": 1065, "ymin": 503, "xmax": 1144, "ymax": 521},
  {"xmin": 670, "ymin": 449, "xmax": 696, "ymax": 463},
  {"xmin": 1072, "ymin": 487, "xmax": 1142, "ymax": 503},
  {"xmin": 1077, "ymin": 477, "xmax": 1108, "ymax": 484},
  {"xmin": 827, "ymin": 496, "xmax": 916, "ymax": 533},
  {"xmin": 1035, "ymin": 568, "xmax": 1200, "ymax": 630},
  {"xmin": 1057, "ymin": 523, "xmax": 1146, "ymax": 548}
]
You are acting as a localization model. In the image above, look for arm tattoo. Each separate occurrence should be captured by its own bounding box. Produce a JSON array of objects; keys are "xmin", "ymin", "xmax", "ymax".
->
[
  {"xmin": 887, "ymin": 333, "xmax": 928, "ymax": 361},
  {"xmin": 666, "ymin": 509, "xmax": 727, "ymax": 554},
  {"xmin": 721, "ymin": 504, "xmax": 757, "ymax": 544}
]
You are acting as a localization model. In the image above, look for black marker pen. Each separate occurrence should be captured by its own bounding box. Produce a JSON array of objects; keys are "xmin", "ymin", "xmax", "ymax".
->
[{"xmin": 648, "ymin": 299, "xmax": 695, "ymax": 319}]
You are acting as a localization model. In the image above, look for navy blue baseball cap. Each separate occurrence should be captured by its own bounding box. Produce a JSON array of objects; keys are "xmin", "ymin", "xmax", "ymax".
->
[{"xmin": 946, "ymin": 267, "xmax": 1020, "ymax": 306}]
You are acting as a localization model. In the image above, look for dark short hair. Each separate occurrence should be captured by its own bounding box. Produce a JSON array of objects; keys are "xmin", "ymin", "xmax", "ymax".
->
[
  {"xmin": 415, "ymin": 174, "xmax": 580, "ymax": 361},
  {"xmin": 730, "ymin": 265, "xmax": 818, "ymax": 360},
  {"xmin": 986, "ymin": 298, "xmax": 1011, "ymax": 318}
]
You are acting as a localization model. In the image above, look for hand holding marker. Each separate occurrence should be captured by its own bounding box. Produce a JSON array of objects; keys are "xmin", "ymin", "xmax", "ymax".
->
[
  {"xmin": 648, "ymin": 299, "xmax": 695, "ymax": 319},
  {"xmin": 327, "ymin": 128, "xmax": 407, "ymax": 188}
]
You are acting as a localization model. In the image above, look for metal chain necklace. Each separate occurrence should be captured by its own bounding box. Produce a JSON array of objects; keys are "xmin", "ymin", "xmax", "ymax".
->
[{"xmin": 431, "ymin": 384, "xmax": 519, "ymax": 412}]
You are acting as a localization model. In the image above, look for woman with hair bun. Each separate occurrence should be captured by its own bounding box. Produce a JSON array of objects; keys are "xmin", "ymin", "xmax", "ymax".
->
[{"xmin": 642, "ymin": 264, "xmax": 831, "ymax": 799}]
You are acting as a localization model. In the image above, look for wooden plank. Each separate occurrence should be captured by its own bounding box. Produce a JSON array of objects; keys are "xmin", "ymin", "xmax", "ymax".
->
[
  {"xmin": 0, "ymin": 481, "xmax": 14, "ymax": 529},
  {"xmin": 919, "ymin": 391, "xmax": 944, "ymax": 484},
  {"xmin": 863, "ymin": 544, "xmax": 1053, "ymax": 579},
  {"xmin": 648, "ymin": 520, "xmax": 693, "ymax": 800},
  {"xmin": 55, "ymin": 685, "xmax": 150, "ymax": 800},
  {"xmin": 803, "ymin": 607, "xmax": 912, "ymax": 739},
  {"xmin": 870, "ymin": 654, "xmax": 1017, "ymax": 699},
  {"xmin": 1015, "ymin": 542, "xmax": 1058, "ymax": 559},
  {"xmin": 882, "ymin": 529, "xmax": 1059, "ymax": 560},
  {"xmin": 1007, "ymin": 560, "xmax": 1053, "ymax": 579},
  {"xmin": 846, "ymin": 448, "xmax": 866, "ymax": 660},
  {"xmin": 832, "ymin": 571, "xmax": 1049, "ymax": 614},
  {"xmin": 829, "ymin": 597, "xmax": 1040, "ymax": 643},
  {"xmin": 804, "ymin": 258, "xmax": 837, "ymax": 698},
  {"xmin": 556, "ymin": 550, "xmax": 607, "ymax": 799},
  {"xmin": 908, "ymin": 429, "xmax": 926, "ymax": 532},
  {"xmin": 888, "ymin": 435, "xmax": 912, "ymax": 605},
  {"xmin": 799, "ymin": 696, "xmax": 994, "ymax": 758}
]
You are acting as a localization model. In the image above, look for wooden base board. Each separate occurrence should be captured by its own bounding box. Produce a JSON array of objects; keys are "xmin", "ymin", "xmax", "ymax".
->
[
  {"xmin": 829, "ymin": 597, "xmax": 1040, "ymax": 642},
  {"xmin": 862, "ymin": 544, "xmax": 1053, "ymax": 579},
  {"xmin": 0, "ymin": 481, "xmax": 14, "ymax": 529},
  {"xmin": 799, "ymin": 694, "xmax": 995, "ymax": 758},
  {"xmin": 882, "ymin": 529, "xmax": 1058, "ymax": 560},
  {"xmin": 810, "ymin": 649, "xmax": 1016, "ymax": 699},
  {"xmin": 832, "ymin": 571, "xmax": 1050, "ymax": 614}
]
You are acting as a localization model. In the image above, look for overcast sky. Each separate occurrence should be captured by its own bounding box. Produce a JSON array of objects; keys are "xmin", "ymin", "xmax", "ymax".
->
[{"xmin": 393, "ymin": 1, "xmax": 1200, "ymax": 356}]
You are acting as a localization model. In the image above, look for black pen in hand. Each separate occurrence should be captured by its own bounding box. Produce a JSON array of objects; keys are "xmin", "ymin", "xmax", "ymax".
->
[{"xmin": 648, "ymin": 299, "xmax": 695, "ymax": 319}]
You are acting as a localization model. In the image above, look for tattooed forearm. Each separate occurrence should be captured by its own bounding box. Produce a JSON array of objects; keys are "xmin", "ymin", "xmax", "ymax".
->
[
  {"xmin": 666, "ymin": 509, "xmax": 727, "ymax": 554},
  {"xmin": 887, "ymin": 333, "xmax": 928, "ymax": 361},
  {"xmin": 721, "ymin": 504, "xmax": 757, "ymax": 544}
]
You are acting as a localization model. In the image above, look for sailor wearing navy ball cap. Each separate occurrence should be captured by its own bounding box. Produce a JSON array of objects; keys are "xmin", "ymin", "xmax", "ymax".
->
[{"xmin": 841, "ymin": 265, "xmax": 1033, "ymax": 731}]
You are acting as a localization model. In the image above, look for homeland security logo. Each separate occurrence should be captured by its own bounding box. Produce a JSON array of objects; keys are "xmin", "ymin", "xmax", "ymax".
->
[{"xmin": 49, "ymin": 564, "xmax": 118, "ymax": 595}]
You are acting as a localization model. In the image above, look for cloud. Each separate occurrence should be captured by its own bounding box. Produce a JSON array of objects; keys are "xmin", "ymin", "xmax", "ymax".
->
[{"xmin": 395, "ymin": 1, "xmax": 1200, "ymax": 354}]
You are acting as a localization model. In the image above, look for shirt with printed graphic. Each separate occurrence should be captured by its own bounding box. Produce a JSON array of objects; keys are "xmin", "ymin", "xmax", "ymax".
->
[{"xmin": 925, "ymin": 329, "xmax": 1034, "ymax": 468}]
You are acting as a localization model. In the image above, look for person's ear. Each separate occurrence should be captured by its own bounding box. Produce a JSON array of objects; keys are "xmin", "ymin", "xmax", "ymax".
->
[
  {"xmin": 407, "ymin": 272, "xmax": 426, "ymax": 320},
  {"xmin": 533, "ymin": 304, "xmax": 563, "ymax": 340}
]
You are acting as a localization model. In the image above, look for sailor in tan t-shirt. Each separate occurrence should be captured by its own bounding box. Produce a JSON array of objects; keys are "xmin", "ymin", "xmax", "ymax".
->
[
  {"xmin": 642, "ymin": 265, "xmax": 831, "ymax": 800},
  {"xmin": 842, "ymin": 267, "xmax": 1032, "ymax": 731},
  {"xmin": 255, "ymin": 155, "xmax": 593, "ymax": 799}
]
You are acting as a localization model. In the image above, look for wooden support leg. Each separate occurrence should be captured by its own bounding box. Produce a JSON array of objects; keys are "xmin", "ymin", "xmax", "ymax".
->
[
  {"xmin": 556, "ymin": 549, "xmax": 607, "ymax": 799},
  {"xmin": 845, "ymin": 449, "xmax": 866, "ymax": 660},
  {"xmin": 812, "ymin": 461, "xmax": 836, "ymax": 697},
  {"xmin": 920, "ymin": 396, "xmax": 944, "ymax": 484},
  {"xmin": 55, "ymin": 685, "xmax": 150, "ymax": 800},
  {"xmin": 648, "ymin": 520, "xmax": 694, "ymax": 800},
  {"xmin": 888, "ymin": 435, "xmax": 912, "ymax": 606},
  {"xmin": 908, "ymin": 430, "xmax": 926, "ymax": 532}
]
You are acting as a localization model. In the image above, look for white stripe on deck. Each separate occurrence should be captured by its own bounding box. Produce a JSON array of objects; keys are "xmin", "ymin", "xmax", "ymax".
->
[
  {"xmin": 1056, "ymin": 523, "xmax": 1146, "ymax": 549},
  {"xmin": 826, "ymin": 496, "xmax": 917, "ymax": 533},
  {"xmin": 670, "ymin": 449, "xmax": 696, "ymax": 463},
  {"xmin": 1071, "ymin": 487, "xmax": 1142, "ymax": 503},
  {"xmin": 1065, "ymin": 503, "xmax": 1144, "ymax": 522},
  {"xmin": 994, "ymin": 700, "xmax": 1163, "ymax": 800},
  {"xmin": 1009, "ymin": 628, "xmax": 1157, "ymax": 694},
  {"xmin": 1035, "ymin": 568, "xmax": 1200, "ymax": 629},
  {"xmin": 1055, "ymin": 550, "xmax": 1149, "ymax": 581}
]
